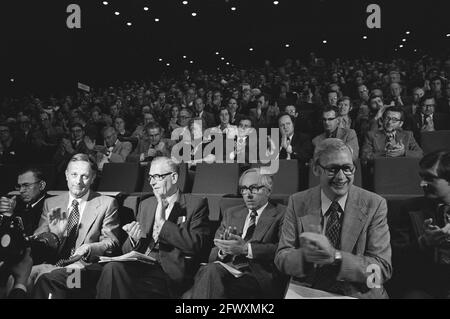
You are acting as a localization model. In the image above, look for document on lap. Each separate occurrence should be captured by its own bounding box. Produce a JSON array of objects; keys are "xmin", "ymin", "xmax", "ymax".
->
[
  {"xmin": 213, "ymin": 261, "xmax": 244, "ymax": 278},
  {"xmin": 99, "ymin": 251, "xmax": 157, "ymax": 264}
]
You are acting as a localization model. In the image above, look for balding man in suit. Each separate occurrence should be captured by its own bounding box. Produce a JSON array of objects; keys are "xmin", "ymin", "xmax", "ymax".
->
[
  {"xmin": 187, "ymin": 168, "xmax": 286, "ymax": 299},
  {"xmin": 276, "ymin": 138, "xmax": 392, "ymax": 298}
]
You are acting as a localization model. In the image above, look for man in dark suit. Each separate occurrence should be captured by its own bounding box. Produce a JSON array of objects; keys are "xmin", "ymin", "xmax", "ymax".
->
[
  {"xmin": 410, "ymin": 96, "xmax": 450, "ymax": 143},
  {"xmin": 194, "ymin": 97, "xmax": 216, "ymax": 129},
  {"xmin": 361, "ymin": 106, "xmax": 423, "ymax": 162},
  {"xmin": 276, "ymin": 138, "xmax": 392, "ymax": 298},
  {"xmin": 391, "ymin": 150, "xmax": 450, "ymax": 298},
  {"xmin": 187, "ymin": 168, "xmax": 286, "ymax": 299},
  {"xmin": 95, "ymin": 156, "xmax": 210, "ymax": 298},
  {"xmin": 0, "ymin": 167, "xmax": 51, "ymax": 236},
  {"xmin": 278, "ymin": 113, "xmax": 313, "ymax": 163},
  {"xmin": 31, "ymin": 153, "xmax": 120, "ymax": 298}
]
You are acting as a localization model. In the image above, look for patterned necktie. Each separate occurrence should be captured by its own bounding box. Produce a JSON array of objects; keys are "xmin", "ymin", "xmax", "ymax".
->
[
  {"xmin": 326, "ymin": 130, "xmax": 337, "ymax": 139},
  {"xmin": 244, "ymin": 210, "xmax": 258, "ymax": 241},
  {"xmin": 325, "ymin": 201, "xmax": 342, "ymax": 249},
  {"xmin": 312, "ymin": 201, "xmax": 343, "ymax": 291},
  {"xmin": 56, "ymin": 199, "xmax": 80, "ymax": 265},
  {"xmin": 385, "ymin": 131, "xmax": 395, "ymax": 149}
]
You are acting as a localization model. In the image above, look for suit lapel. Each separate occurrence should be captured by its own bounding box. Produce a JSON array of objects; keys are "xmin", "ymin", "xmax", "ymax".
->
[
  {"xmin": 252, "ymin": 203, "xmax": 277, "ymax": 241},
  {"xmin": 77, "ymin": 192, "xmax": 100, "ymax": 246},
  {"xmin": 340, "ymin": 186, "xmax": 369, "ymax": 252},
  {"xmin": 374, "ymin": 130, "xmax": 385, "ymax": 152},
  {"xmin": 300, "ymin": 187, "xmax": 322, "ymax": 232},
  {"xmin": 167, "ymin": 192, "xmax": 187, "ymax": 224}
]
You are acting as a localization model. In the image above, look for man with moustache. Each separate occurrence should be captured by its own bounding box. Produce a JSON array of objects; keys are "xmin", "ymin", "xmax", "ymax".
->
[
  {"xmin": 275, "ymin": 139, "xmax": 392, "ymax": 298},
  {"xmin": 392, "ymin": 151, "xmax": 450, "ymax": 298}
]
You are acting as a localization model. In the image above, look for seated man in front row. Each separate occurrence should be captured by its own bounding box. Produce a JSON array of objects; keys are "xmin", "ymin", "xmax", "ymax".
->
[
  {"xmin": 275, "ymin": 138, "xmax": 392, "ymax": 298},
  {"xmin": 188, "ymin": 168, "xmax": 286, "ymax": 299},
  {"xmin": 95, "ymin": 156, "xmax": 210, "ymax": 298}
]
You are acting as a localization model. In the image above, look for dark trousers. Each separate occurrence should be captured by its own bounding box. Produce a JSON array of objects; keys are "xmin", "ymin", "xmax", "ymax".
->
[
  {"xmin": 32, "ymin": 264, "xmax": 103, "ymax": 299},
  {"xmin": 96, "ymin": 261, "xmax": 173, "ymax": 299},
  {"xmin": 188, "ymin": 263, "xmax": 261, "ymax": 299}
]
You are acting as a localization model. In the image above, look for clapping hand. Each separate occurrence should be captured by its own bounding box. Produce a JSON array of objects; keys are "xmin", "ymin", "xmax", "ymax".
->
[
  {"xmin": 122, "ymin": 221, "xmax": 144, "ymax": 243},
  {"xmin": 386, "ymin": 141, "xmax": 405, "ymax": 157},
  {"xmin": 300, "ymin": 232, "xmax": 335, "ymax": 265},
  {"xmin": 421, "ymin": 218, "xmax": 450, "ymax": 247},
  {"xmin": 48, "ymin": 207, "xmax": 68, "ymax": 239},
  {"xmin": 214, "ymin": 232, "xmax": 247, "ymax": 256}
]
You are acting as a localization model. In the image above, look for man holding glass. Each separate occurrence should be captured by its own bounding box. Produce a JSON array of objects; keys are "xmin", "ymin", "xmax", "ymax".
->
[{"xmin": 275, "ymin": 138, "xmax": 392, "ymax": 298}]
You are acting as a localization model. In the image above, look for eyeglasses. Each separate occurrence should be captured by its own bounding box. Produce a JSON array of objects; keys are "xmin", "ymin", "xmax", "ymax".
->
[
  {"xmin": 148, "ymin": 172, "xmax": 174, "ymax": 182},
  {"xmin": 322, "ymin": 117, "xmax": 337, "ymax": 122},
  {"xmin": 240, "ymin": 185, "xmax": 266, "ymax": 195},
  {"xmin": 317, "ymin": 163, "xmax": 356, "ymax": 176},
  {"xmin": 15, "ymin": 180, "xmax": 41, "ymax": 191},
  {"xmin": 383, "ymin": 117, "xmax": 401, "ymax": 123}
]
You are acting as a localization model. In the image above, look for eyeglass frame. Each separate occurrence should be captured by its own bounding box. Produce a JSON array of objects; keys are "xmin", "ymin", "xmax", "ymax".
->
[
  {"xmin": 383, "ymin": 116, "xmax": 402, "ymax": 123},
  {"xmin": 239, "ymin": 184, "xmax": 267, "ymax": 195},
  {"xmin": 15, "ymin": 180, "xmax": 42, "ymax": 191},
  {"xmin": 148, "ymin": 172, "xmax": 175, "ymax": 182},
  {"xmin": 316, "ymin": 163, "xmax": 356, "ymax": 177}
]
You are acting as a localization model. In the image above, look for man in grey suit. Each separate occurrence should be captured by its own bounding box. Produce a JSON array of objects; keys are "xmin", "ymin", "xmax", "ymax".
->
[
  {"xmin": 187, "ymin": 168, "xmax": 286, "ymax": 299},
  {"xmin": 361, "ymin": 106, "xmax": 423, "ymax": 162},
  {"xmin": 31, "ymin": 153, "xmax": 120, "ymax": 298},
  {"xmin": 275, "ymin": 138, "xmax": 392, "ymax": 298},
  {"xmin": 312, "ymin": 105, "xmax": 359, "ymax": 160}
]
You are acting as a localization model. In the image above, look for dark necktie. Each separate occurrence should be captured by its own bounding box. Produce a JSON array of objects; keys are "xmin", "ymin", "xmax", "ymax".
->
[
  {"xmin": 325, "ymin": 201, "xmax": 342, "ymax": 249},
  {"xmin": 244, "ymin": 210, "xmax": 258, "ymax": 241},
  {"xmin": 312, "ymin": 201, "xmax": 343, "ymax": 291},
  {"xmin": 56, "ymin": 199, "xmax": 80, "ymax": 265},
  {"xmin": 326, "ymin": 130, "xmax": 337, "ymax": 139},
  {"xmin": 385, "ymin": 131, "xmax": 395, "ymax": 147}
]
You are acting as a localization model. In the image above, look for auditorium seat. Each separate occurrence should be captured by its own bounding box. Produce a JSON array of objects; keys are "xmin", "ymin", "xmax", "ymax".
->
[
  {"xmin": 191, "ymin": 163, "xmax": 240, "ymax": 221},
  {"xmin": 373, "ymin": 157, "xmax": 422, "ymax": 196},
  {"xmin": 308, "ymin": 159, "xmax": 363, "ymax": 189},
  {"xmin": 97, "ymin": 162, "xmax": 142, "ymax": 193},
  {"xmin": 0, "ymin": 165, "xmax": 19, "ymax": 196},
  {"xmin": 251, "ymin": 160, "xmax": 301, "ymax": 195},
  {"xmin": 421, "ymin": 130, "xmax": 450, "ymax": 154}
]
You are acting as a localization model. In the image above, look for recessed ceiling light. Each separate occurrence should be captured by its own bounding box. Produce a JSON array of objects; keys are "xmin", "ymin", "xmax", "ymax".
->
[
  {"xmin": 231, "ymin": 7, "xmax": 236, "ymax": 11},
  {"xmin": 126, "ymin": 22, "xmax": 132, "ymax": 26},
  {"xmin": 221, "ymin": 57, "xmax": 225, "ymax": 60},
  {"xmin": 189, "ymin": 60, "xmax": 194, "ymax": 64},
  {"xmin": 166, "ymin": 63, "xmax": 170, "ymax": 66},
  {"xmin": 183, "ymin": 55, "xmax": 187, "ymax": 59},
  {"xmin": 114, "ymin": 11, "xmax": 120, "ymax": 16},
  {"xmin": 102, "ymin": 1, "xmax": 108, "ymax": 5},
  {"xmin": 144, "ymin": 7, "xmax": 149, "ymax": 11},
  {"xmin": 273, "ymin": 1, "xmax": 279, "ymax": 5},
  {"xmin": 155, "ymin": 18, "xmax": 160, "ymax": 22},
  {"xmin": 363, "ymin": 36, "xmax": 368, "ymax": 40},
  {"xmin": 323, "ymin": 40, "xmax": 327, "ymax": 44},
  {"xmin": 249, "ymin": 48, "xmax": 254, "ymax": 51},
  {"xmin": 191, "ymin": 12, "xmax": 197, "ymax": 17},
  {"xmin": 285, "ymin": 44, "xmax": 290, "ymax": 48},
  {"xmin": 182, "ymin": 1, "xmax": 188, "ymax": 4},
  {"xmin": 158, "ymin": 58, "xmax": 163, "ymax": 62}
]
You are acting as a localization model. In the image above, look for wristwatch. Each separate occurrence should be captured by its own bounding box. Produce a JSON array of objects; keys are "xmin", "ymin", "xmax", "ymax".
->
[{"xmin": 332, "ymin": 250, "xmax": 343, "ymax": 266}]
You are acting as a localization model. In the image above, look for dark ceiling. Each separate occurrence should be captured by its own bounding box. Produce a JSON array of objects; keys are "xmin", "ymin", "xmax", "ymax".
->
[{"xmin": 1, "ymin": 0, "xmax": 449, "ymax": 95}]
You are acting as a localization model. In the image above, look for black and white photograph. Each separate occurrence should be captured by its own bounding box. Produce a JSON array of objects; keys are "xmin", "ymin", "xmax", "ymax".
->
[{"xmin": 0, "ymin": 0, "xmax": 450, "ymax": 305}]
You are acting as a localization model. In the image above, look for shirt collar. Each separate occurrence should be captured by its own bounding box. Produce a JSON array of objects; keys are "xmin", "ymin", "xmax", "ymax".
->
[
  {"xmin": 68, "ymin": 190, "xmax": 90, "ymax": 208},
  {"xmin": 248, "ymin": 201, "xmax": 269, "ymax": 216},
  {"xmin": 320, "ymin": 190, "xmax": 348, "ymax": 216},
  {"xmin": 165, "ymin": 189, "xmax": 179, "ymax": 207}
]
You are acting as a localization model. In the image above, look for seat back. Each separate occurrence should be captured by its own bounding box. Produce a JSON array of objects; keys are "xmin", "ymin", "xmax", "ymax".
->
[
  {"xmin": 97, "ymin": 162, "xmax": 141, "ymax": 193},
  {"xmin": 191, "ymin": 163, "xmax": 240, "ymax": 195},
  {"xmin": 373, "ymin": 157, "xmax": 422, "ymax": 195},
  {"xmin": 421, "ymin": 130, "xmax": 450, "ymax": 154},
  {"xmin": 251, "ymin": 160, "xmax": 300, "ymax": 195}
]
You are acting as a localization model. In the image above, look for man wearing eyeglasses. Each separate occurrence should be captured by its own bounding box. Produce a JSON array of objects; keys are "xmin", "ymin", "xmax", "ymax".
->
[
  {"xmin": 410, "ymin": 95, "xmax": 450, "ymax": 143},
  {"xmin": 187, "ymin": 168, "xmax": 286, "ymax": 298},
  {"xmin": 0, "ymin": 168, "xmax": 50, "ymax": 236},
  {"xmin": 361, "ymin": 106, "xmax": 423, "ymax": 162},
  {"xmin": 95, "ymin": 156, "xmax": 210, "ymax": 298},
  {"xmin": 313, "ymin": 106, "xmax": 359, "ymax": 160},
  {"xmin": 276, "ymin": 138, "xmax": 392, "ymax": 298},
  {"xmin": 391, "ymin": 151, "xmax": 450, "ymax": 298}
]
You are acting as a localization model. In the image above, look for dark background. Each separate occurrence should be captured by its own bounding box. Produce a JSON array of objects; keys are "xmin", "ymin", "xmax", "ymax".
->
[{"xmin": 1, "ymin": 0, "xmax": 449, "ymax": 96}]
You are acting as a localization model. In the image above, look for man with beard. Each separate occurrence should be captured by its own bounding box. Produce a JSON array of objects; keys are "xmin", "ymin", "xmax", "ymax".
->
[
  {"xmin": 392, "ymin": 151, "xmax": 450, "ymax": 298},
  {"xmin": 276, "ymin": 138, "xmax": 392, "ymax": 298}
]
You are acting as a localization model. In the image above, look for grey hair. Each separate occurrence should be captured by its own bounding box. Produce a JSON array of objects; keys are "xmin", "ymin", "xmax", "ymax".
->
[
  {"xmin": 313, "ymin": 138, "xmax": 354, "ymax": 165},
  {"xmin": 151, "ymin": 156, "xmax": 180, "ymax": 175},
  {"xmin": 239, "ymin": 167, "xmax": 273, "ymax": 191}
]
